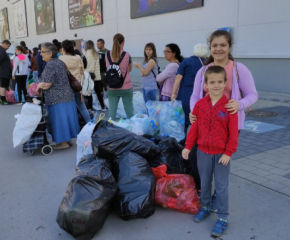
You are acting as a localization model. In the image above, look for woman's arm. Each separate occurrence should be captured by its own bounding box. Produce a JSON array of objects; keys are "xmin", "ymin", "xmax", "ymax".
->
[
  {"xmin": 236, "ymin": 63, "xmax": 258, "ymax": 110},
  {"xmin": 156, "ymin": 64, "xmax": 174, "ymax": 83},
  {"xmin": 129, "ymin": 63, "xmax": 132, "ymax": 72},
  {"xmin": 171, "ymin": 74, "xmax": 183, "ymax": 100},
  {"xmin": 12, "ymin": 57, "xmax": 19, "ymax": 77},
  {"xmin": 190, "ymin": 68, "xmax": 203, "ymax": 111},
  {"xmin": 134, "ymin": 59, "xmax": 156, "ymax": 76}
]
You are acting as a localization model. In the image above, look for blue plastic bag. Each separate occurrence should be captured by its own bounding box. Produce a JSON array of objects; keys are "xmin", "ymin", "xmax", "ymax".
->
[
  {"xmin": 146, "ymin": 101, "xmax": 185, "ymax": 141},
  {"xmin": 14, "ymin": 83, "xmax": 25, "ymax": 102}
]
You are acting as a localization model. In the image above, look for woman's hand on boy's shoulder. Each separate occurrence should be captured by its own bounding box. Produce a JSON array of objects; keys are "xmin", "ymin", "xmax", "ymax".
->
[{"xmin": 225, "ymin": 99, "xmax": 239, "ymax": 114}]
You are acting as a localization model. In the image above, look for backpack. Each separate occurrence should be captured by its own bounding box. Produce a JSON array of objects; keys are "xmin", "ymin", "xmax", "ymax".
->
[
  {"xmin": 106, "ymin": 51, "xmax": 127, "ymax": 88},
  {"xmin": 81, "ymin": 71, "xmax": 95, "ymax": 96},
  {"xmin": 150, "ymin": 58, "xmax": 161, "ymax": 78}
]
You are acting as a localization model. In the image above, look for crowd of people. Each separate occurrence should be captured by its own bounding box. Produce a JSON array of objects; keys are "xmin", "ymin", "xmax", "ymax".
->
[{"xmin": 0, "ymin": 29, "xmax": 258, "ymax": 237}]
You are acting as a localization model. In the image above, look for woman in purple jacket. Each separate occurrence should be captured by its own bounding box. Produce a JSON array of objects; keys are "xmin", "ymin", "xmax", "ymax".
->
[
  {"xmin": 156, "ymin": 43, "xmax": 183, "ymax": 101},
  {"xmin": 188, "ymin": 30, "xmax": 258, "ymax": 197}
]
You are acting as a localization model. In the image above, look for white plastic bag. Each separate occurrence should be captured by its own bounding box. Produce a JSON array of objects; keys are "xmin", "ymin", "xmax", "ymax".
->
[
  {"xmin": 130, "ymin": 114, "xmax": 150, "ymax": 135},
  {"xmin": 76, "ymin": 122, "xmax": 95, "ymax": 165},
  {"xmin": 76, "ymin": 113, "xmax": 105, "ymax": 165},
  {"xmin": 93, "ymin": 92, "xmax": 102, "ymax": 111},
  {"xmin": 13, "ymin": 103, "xmax": 42, "ymax": 147},
  {"xmin": 113, "ymin": 118, "xmax": 144, "ymax": 135},
  {"xmin": 104, "ymin": 91, "xmax": 146, "ymax": 119}
]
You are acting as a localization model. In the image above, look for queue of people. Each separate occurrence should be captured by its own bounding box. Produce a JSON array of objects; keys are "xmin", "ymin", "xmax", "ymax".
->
[{"xmin": 1, "ymin": 30, "xmax": 258, "ymax": 237}]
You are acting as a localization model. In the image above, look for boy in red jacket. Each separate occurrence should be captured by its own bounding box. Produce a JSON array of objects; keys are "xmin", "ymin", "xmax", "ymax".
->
[{"xmin": 182, "ymin": 66, "xmax": 238, "ymax": 237}]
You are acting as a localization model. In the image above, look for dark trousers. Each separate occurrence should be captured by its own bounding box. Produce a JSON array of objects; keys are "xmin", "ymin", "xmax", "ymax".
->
[
  {"xmin": 197, "ymin": 149, "xmax": 230, "ymax": 220},
  {"xmin": 15, "ymin": 75, "xmax": 27, "ymax": 102},
  {"xmin": 94, "ymin": 80, "xmax": 105, "ymax": 109}
]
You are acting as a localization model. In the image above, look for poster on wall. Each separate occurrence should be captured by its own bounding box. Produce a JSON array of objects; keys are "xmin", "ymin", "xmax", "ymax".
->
[
  {"xmin": 12, "ymin": 0, "xmax": 28, "ymax": 38},
  {"xmin": 131, "ymin": 0, "xmax": 204, "ymax": 19},
  {"xmin": 34, "ymin": 0, "xmax": 56, "ymax": 35},
  {"xmin": 0, "ymin": 8, "xmax": 10, "ymax": 41},
  {"xmin": 68, "ymin": 0, "xmax": 103, "ymax": 29}
]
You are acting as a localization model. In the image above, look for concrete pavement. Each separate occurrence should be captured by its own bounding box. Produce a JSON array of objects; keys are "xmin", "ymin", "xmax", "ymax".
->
[{"xmin": 0, "ymin": 96, "xmax": 290, "ymax": 240}]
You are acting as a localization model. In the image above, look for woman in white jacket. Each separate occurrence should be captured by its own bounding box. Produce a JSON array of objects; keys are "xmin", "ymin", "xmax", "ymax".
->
[
  {"xmin": 60, "ymin": 40, "xmax": 91, "ymax": 124},
  {"xmin": 84, "ymin": 40, "xmax": 106, "ymax": 111},
  {"xmin": 12, "ymin": 46, "xmax": 30, "ymax": 103}
]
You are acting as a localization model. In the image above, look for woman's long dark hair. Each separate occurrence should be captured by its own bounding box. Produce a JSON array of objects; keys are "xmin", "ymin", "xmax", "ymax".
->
[
  {"xmin": 32, "ymin": 47, "xmax": 38, "ymax": 57},
  {"xmin": 143, "ymin": 42, "xmax": 157, "ymax": 64},
  {"xmin": 62, "ymin": 40, "xmax": 75, "ymax": 56},
  {"xmin": 204, "ymin": 30, "xmax": 234, "ymax": 65},
  {"xmin": 112, "ymin": 33, "xmax": 125, "ymax": 62},
  {"xmin": 166, "ymin": 43, "xmax": 183, "ymax": 63}
]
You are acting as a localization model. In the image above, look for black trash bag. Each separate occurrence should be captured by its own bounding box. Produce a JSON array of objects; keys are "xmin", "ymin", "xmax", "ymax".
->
[
  {"xmin": 113, "ymin": 152, "xmax": 156, "ymax": 220},
  {"xmin": 146, "ymin": 137, "xmax": 191, "ymax": 174},
  {"xmin": 56, "ymin": 155, "xmax": 117, "ymax": 240},
  {"xmin": 92, "ymin": 120, "xmax": 160, "ymax": 161}
]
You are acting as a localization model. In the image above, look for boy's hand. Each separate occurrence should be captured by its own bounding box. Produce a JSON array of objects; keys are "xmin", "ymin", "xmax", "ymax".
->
[
  {"xmin": 182, "ymin": 149, "xmax": 191, "ymax": 160},
  {"xmin": 218, "ymin": 154, "xmax": 231, "ymax": 166}
]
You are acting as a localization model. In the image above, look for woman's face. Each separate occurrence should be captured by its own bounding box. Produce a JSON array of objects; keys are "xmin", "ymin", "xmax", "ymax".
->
[
  {"xmin": 41, "ymin": 47, "xmax": 52, "ymax": 62},
  {"xmin": 145, "ymin": 47, "xmax": 153, "ymax": 58},
  {"xmin": 15, "ymin": 48, "xmax": 21, "ymax": 55},
  {"xmin": 210, "ymin": 36, "xmax": 231, "ymax": 62},
  {"xmin": 163, "ymin": 47, "xmax": 175, "ymax": 61}
]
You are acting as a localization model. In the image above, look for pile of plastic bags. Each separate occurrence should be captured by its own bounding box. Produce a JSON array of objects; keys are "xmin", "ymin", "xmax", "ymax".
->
[{"xmin": 58, "ymin": 120, "xmax": 200, "ymax": 239}]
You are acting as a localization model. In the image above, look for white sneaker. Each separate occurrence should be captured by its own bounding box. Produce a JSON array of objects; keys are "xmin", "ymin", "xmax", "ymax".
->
[{"xmin": 101, "ymin": 108, "xmax": 108, "ymax": 112}]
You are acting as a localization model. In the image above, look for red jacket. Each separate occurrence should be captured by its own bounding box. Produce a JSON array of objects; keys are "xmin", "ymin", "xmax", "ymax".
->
[{"xmin": 185, "ymin": 95, "xmax": 238, "ymax": 157}]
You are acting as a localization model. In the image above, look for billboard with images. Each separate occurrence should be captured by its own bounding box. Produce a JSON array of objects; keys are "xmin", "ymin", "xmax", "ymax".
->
[
  {"xmin": 0, "ymin": 8, "xmax": 10, "ymax": 41},
  {"xmin": 34, "ymin": 0, "xmax": 56, "ymax": 35},
  {"xmin": 131, "ymin": 0, "xmax": 203, "ymax": 19},
  {"xmin": 69, "ymin": 0, "xmax": 103, "ymax": 29},
  {"xmin": 12, "ymin": 0, "xmax": 28, "ymax": 38}
]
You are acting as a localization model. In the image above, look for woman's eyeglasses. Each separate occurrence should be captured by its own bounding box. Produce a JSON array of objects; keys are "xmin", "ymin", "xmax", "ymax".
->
[{"xmin": 163, "ymin": 50, "xmax": 172, "ymax": 54}]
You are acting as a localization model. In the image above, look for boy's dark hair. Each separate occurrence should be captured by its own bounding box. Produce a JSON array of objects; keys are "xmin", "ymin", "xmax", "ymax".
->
[
  {"xmin": 20, "ymin": 41, "xmax": 26, "ymax": 47},
  {"xmin": 204, "ymin": 66, "xmax": 227, "ymax": 84},
  {"xmin": 97, "ymin": 38, "xmax": 105, "ymax": 44},
  {"xmin": 2, "ymin": 40, "xmax": 11, "ymax": 45}
]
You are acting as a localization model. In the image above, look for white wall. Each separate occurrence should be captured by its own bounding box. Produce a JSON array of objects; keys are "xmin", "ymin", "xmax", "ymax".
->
[{"xmin": 2, "ymin": 0, "xmax": 290, "ymax": 58}]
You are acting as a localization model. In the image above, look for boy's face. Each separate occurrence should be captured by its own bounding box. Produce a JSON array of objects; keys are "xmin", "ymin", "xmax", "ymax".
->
[{"xmin": 205, "ymin": 73, "xmax": 226, "ymax": 97}]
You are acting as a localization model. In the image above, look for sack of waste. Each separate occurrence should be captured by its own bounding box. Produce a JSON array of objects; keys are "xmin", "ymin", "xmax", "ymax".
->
[
  {"xmin": 113, "ymin": 152, "xmax": 156, "ymax": 220},
  {"xmin": 56, "ymin": 155, "xmax": 117, "ymax": 240},
  {"xmin": 91, "ymin": 120, "xmax": 160, "ymax": 161},
  {"xmin": 144, "ymin": 136, "xmax": 190, "ymax": 174},
  {"xmin": 152, "ymin": 164, "xmax": 200, "ymax": 214}
]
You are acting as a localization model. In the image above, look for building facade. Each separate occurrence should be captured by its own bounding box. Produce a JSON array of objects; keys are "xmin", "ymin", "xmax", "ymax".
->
[{"xmin": 1, "ymin": 0, "xmax": 289, "ymax": 94}]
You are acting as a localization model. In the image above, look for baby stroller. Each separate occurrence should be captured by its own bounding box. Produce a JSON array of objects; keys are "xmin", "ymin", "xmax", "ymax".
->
[{"xmin": 23, "ymin": 96, "xmax": 53, "ymax": 156}]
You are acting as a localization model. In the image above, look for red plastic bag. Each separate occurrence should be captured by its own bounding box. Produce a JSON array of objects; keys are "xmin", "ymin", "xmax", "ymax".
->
[
  {"xmin": 6, "ymin": 90, "xmax": 16, "ymax": 103},
  {"xmin": 152, "ymin": 164, "xmax": 200, "ymax": 214},
  {"xmin": 28, "ymin": 83, "xmax": 38, "ymax": 96}
]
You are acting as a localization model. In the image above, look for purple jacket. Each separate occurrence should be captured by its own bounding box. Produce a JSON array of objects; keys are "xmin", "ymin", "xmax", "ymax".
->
[
  {"xmin": 156, "ymin": 62, "xmax": 179, "ymax": 97},
  {"xmin": 190, "ymin": 62, "xmax": 258, "ymax": 130}
]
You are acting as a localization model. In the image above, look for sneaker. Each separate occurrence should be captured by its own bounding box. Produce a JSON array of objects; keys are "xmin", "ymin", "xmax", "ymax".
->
[
  {"xmin": 211, "ymin": 218, "xmax": 228, "ymax": 237},
  {"xmin": 194, "ymin": 207, "xmax": 211, "ymax": 223},
  {"xmin": 101, "ymin": 107, "xmax": 108, "ymax": 112},
  {"xmin": 0, "ymin": 100, "xmax": 9, "ymax": 105}
]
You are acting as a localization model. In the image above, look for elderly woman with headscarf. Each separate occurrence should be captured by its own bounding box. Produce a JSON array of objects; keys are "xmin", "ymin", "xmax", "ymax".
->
[
  {"xmin": 36, "ymin": 42, "xmax": 79, "ymax": 150},
  {"xmin": 171, "ymin": 44, "xmax": 209, "ymax": 133}
]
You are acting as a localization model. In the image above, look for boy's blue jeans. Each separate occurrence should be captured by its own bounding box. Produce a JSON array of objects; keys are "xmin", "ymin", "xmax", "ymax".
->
[
  {"xmin": 74, "ymin": 92, "xmax": 91, "ymax": 124},
  {"xmin": 142, "ymin": 88, "xmax": 158, "ymax": 104},
  {"xmin": 197, "ymin": 149, "xmax": 230, "ymax": 220}
]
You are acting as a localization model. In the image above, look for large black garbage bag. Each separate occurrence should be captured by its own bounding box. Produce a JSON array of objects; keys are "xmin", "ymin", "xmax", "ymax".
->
[
  {"xmin": 113, "ymin": 152, "xmax": 156, "ymax": 220},
  {"xmin": 92, "ymin": 120, "xmax": 160, "ymax": 161},
  {"xmin": 145, "ymin": 137, "xmax": 191, "ymax": 174},
  {"xmin": 56, "ymin": 155, "xmax": 117, "ymax": 240}
]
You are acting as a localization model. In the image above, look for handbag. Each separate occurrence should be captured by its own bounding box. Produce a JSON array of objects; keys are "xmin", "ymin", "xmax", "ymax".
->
[{"xmin": 64, "ymin": 63, "xmax": 82, "ymax": 92}]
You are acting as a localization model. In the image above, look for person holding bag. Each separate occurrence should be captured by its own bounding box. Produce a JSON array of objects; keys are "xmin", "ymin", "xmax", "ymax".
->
[
  {"xmin": 37, "ymin": 42, "xmax": 79, "ymax": 150},
  {"xmin": 83, "ymin": 40, "xmax": 106, "ymax": 111},
  {"xmin": 105, "ymin": 33, "xmax": 133, "ymax": 120},
  {"xmin": 60, "ymin": 40, "xmax": 91, "ymax": 124}
]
